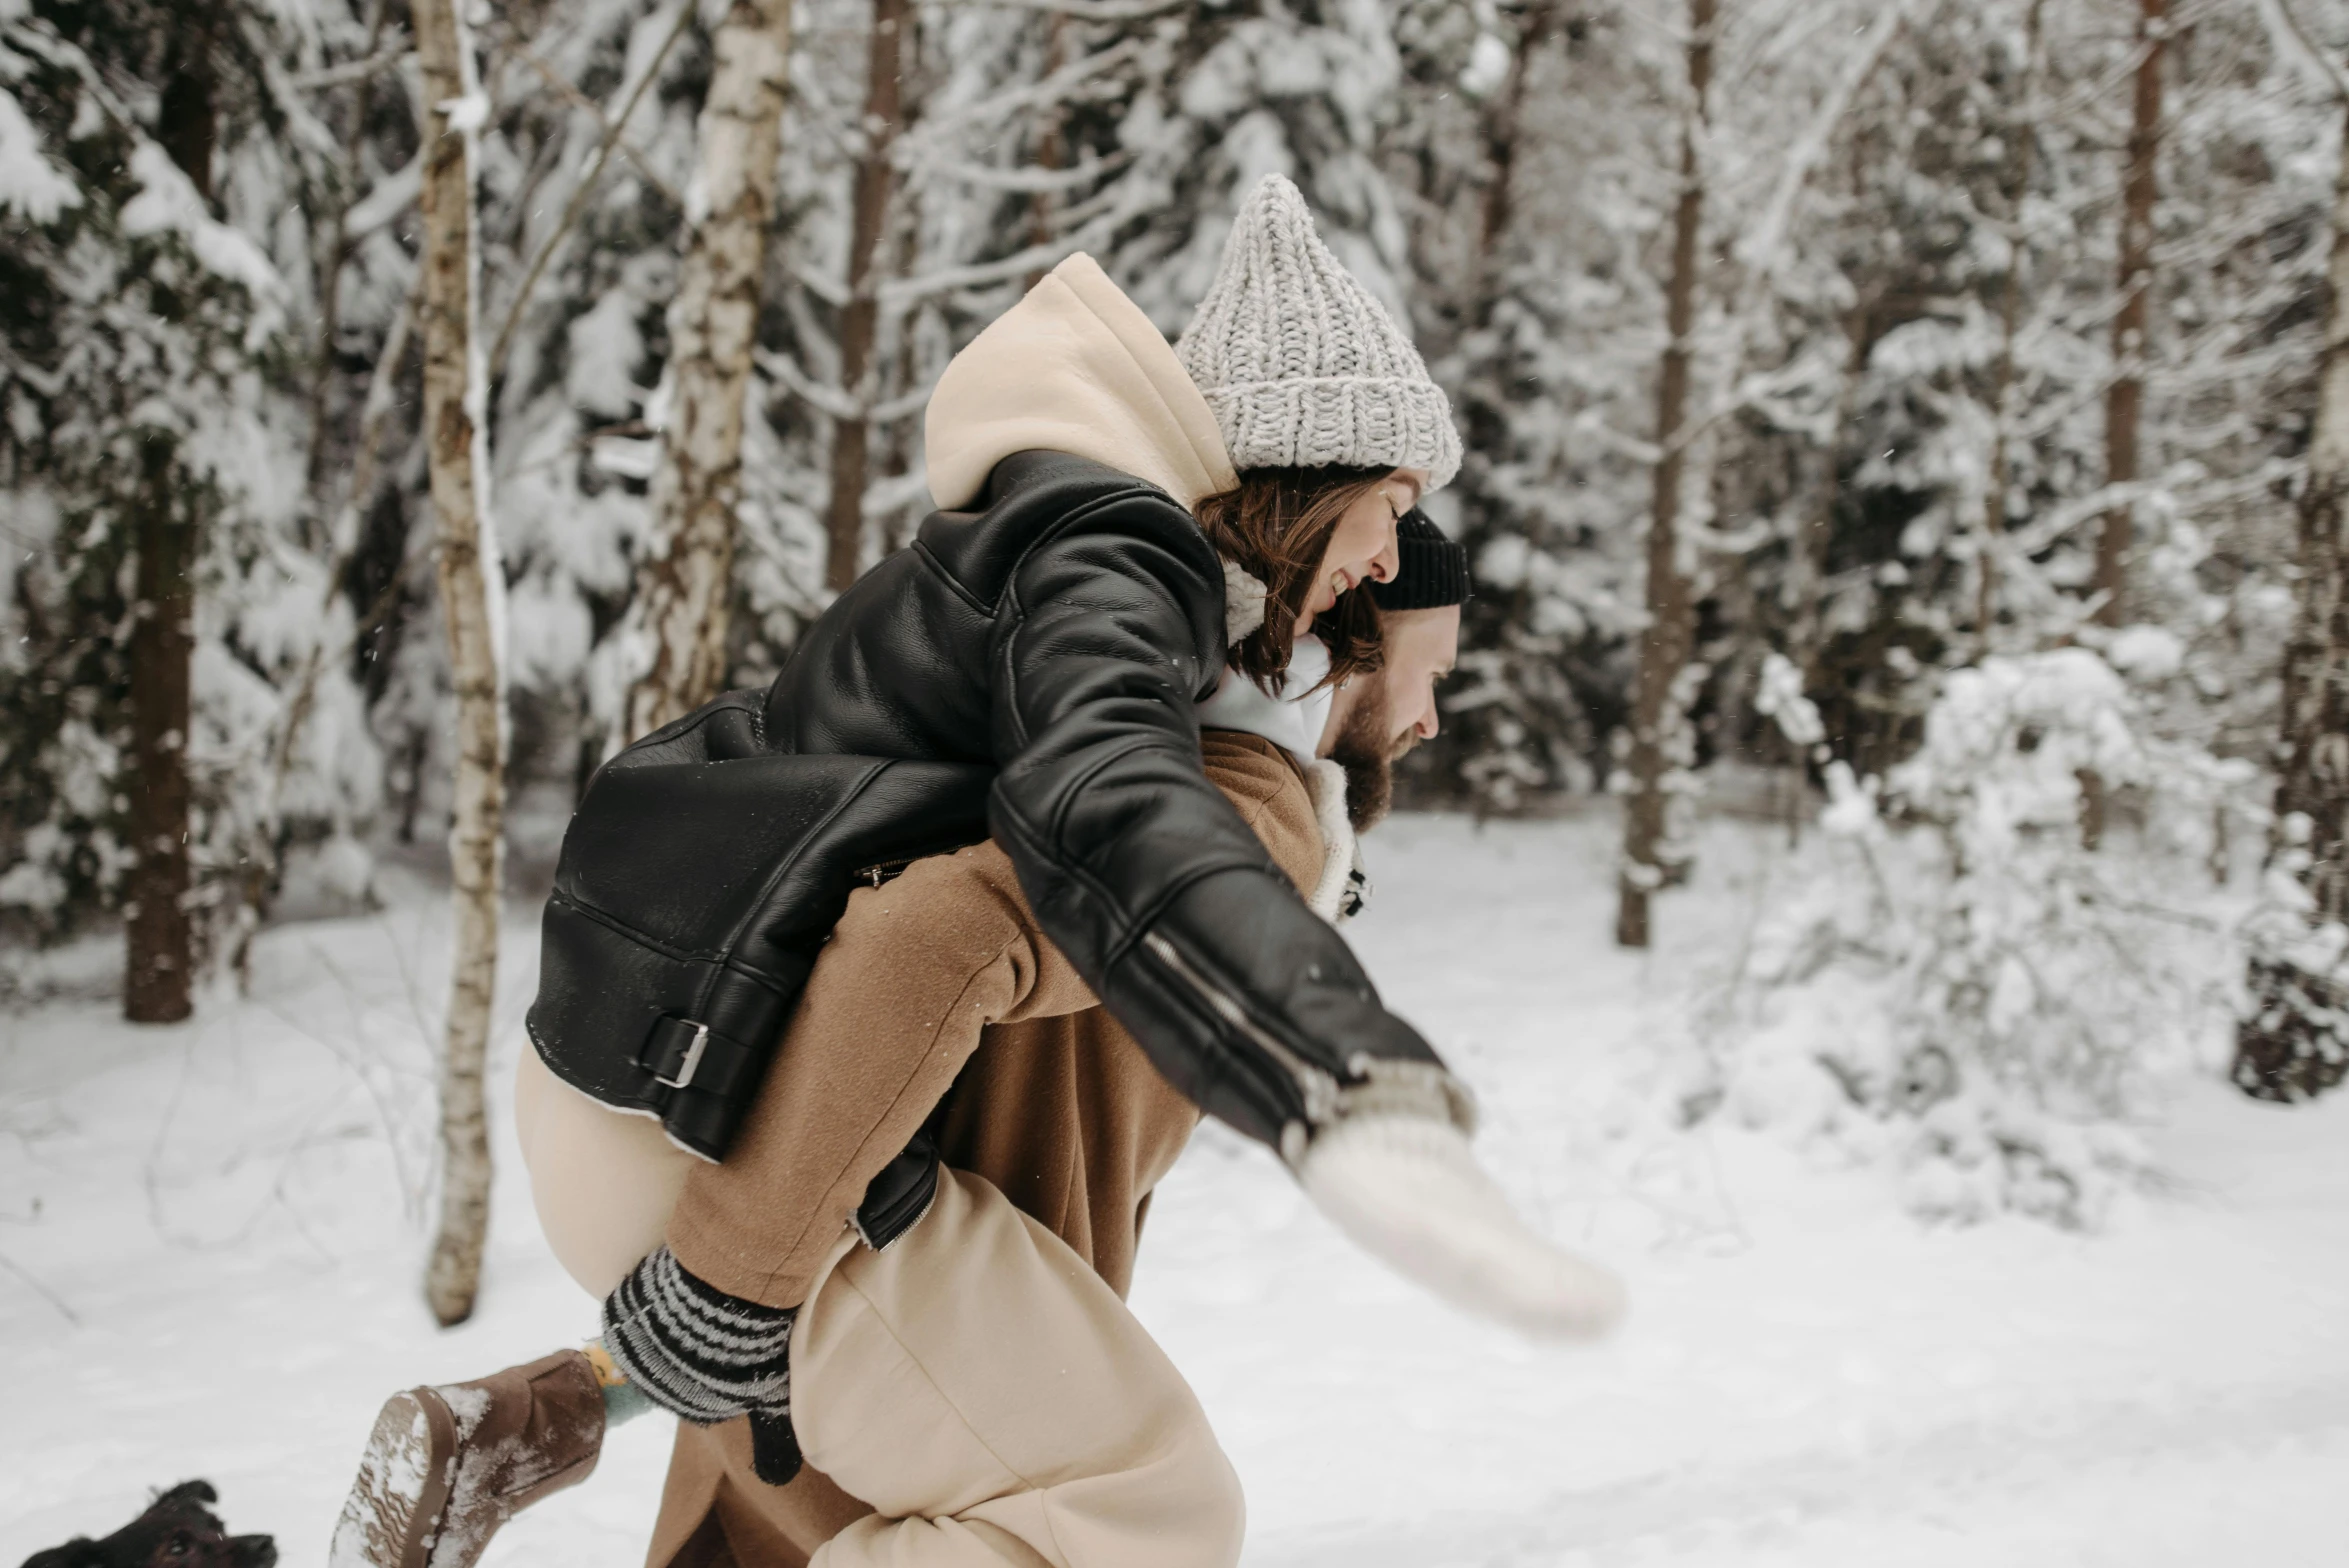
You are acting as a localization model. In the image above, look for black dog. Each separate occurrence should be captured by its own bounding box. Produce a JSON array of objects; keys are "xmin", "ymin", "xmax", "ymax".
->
[{"xmin": 19, "ymin": 1482, "xmax": 275, "ymax": 1568}]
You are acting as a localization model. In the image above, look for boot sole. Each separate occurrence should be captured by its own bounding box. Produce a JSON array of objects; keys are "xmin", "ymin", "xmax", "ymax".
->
[{"xmin": 329, "ymin": 1388, "xmax": 459, "ymax": 1568}]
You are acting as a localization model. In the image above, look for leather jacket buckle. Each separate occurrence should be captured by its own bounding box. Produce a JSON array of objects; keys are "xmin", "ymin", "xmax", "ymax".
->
[{"xmin": 643, "ymin": 1015, "xmax": 711, "ymax": 1090}]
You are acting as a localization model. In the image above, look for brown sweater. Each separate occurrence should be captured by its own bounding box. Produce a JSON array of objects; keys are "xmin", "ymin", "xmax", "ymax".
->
[{"xmin": 645, "ymin": 733, "xmax": 1326, "ymax": 1568}]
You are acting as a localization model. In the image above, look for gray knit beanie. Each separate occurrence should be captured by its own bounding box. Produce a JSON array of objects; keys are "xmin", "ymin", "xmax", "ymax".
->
[{"xmin": 1176, "ymin": 174, "xmax": 1462, "ymax": 492}]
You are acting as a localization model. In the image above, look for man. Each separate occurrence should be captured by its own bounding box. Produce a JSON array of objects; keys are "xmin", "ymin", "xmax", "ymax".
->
[
  {"xmin": 332, "ymin": 520, "xmax": 1522, "ymax": 1568},
  {"xmin": 1325, "ymin": 509, "xmax": 1465, "ymax": 834}
]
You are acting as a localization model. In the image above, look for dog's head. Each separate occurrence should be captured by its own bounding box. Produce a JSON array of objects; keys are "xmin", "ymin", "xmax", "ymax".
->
[{"xmin": 20, "ymin": 1482, "xmax": 276, "ymax": 1568}]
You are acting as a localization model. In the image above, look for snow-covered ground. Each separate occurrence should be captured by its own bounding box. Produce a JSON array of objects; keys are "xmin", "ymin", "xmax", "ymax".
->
[{"xmin": 5, "ymin": 813, "xmax": 2345, "ymax": 1565}]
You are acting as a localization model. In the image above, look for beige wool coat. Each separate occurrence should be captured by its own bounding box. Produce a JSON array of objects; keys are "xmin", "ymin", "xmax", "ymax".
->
[{"xmin": 640, "ymin": 731, "xmax": 1328, "ymax": 1568}]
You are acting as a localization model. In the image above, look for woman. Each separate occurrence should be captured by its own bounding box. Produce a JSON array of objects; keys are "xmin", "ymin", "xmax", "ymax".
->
[{"xmin": 335, "ymin": 176, "xmax": 1619, "ymax": 1568}]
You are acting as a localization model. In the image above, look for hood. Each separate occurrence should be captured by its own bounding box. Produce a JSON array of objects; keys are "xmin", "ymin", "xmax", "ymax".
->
[
  {"xmin": 1193, "ymin": 633, "xmax": 1334, "ymax": 769},
  {"xmin": 924, "ymin": 254, "xmax": 1239, "ymax": 512}
]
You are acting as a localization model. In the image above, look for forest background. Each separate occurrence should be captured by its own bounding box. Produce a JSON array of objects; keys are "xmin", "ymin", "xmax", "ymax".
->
[{"xmin": 7, "ymin": 0, "xmax": 2349, "ymax": 1316}]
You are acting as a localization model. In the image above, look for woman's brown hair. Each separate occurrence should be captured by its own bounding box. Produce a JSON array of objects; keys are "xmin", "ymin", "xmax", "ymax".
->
[{"xmin": 1192, "ymin": 465, "xmax": 1392, "ymax": 693}]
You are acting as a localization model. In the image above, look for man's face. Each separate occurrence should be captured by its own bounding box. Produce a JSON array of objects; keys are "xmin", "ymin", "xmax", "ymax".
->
[{"xmin": 1320, "ymin": 604, "xmax": 1461, "ymax": 831}]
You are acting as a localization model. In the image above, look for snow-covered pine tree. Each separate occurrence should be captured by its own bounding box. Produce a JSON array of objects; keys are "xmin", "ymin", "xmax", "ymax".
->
[
  {"xmin": 1101, "ymin": 0, "xmax": 1414, "ymax": 332},
  {"xmin": 0, "ymin": 0, "xmax": 376, "ymax": 1002}
]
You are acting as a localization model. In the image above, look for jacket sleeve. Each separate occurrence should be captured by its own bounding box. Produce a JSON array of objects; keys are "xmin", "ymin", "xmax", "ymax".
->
[{"xmin": 981, "ymin": 488, "xmax": 1466, "ymax": 1156}]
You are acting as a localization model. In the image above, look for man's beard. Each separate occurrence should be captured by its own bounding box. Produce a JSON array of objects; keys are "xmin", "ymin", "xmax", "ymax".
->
[{"xmin": 1326, "ymin": 690, "xmax": 1419, "ymax": 833}]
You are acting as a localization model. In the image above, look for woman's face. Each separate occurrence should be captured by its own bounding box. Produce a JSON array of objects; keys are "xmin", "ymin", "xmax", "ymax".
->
[{"xmin": 1295, "ymin": 469, "xmax": 1424, "ymax": 635}]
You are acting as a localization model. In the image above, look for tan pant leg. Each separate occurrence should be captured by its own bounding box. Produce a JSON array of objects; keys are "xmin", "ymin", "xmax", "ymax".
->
[{"xmin": 792, "ymin": 1169, "xmax": 1243, "ymax": 1568}]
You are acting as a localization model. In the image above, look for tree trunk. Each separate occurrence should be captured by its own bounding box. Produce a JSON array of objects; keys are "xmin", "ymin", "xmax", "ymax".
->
[
  {"xmin": 2098, "ymin": 0, "xmax": 2166, "ymax": 629},
  {"xmin": 123, "ymin": 26, "xmax": 217, "ymax": 1024},
  {"xmin": 620, "ymin": 0, "xmax": 794, "ymax": 741},
  {"xmin": 2235, "ymin": 97, "xmax": 2349, "ymax": 1104},
  {"xmin": 825, "ymin": 0, "xmax": 908, "ymax": 593},
  {"xmin": 1475, "ymin": 2, "xmax": 1560, "ymax": 316},
  {"xmin": 1022, "ymin": 11, "xmax": 1068, "ymax": 294},
  {"xmin": 1979, "ymin": 0, "xmax": 2045, "ymax": 657},
  {"xmin": 414, "ymin": 0, "xmax": 506, "ymax": 1327},
  {"xmin": 123, "ymin": 432, "xmax": 196, "ymax": 1023},
  {"xmin": 1616, "ymin": 0, "xmax": 1715, "ymax": 951}
]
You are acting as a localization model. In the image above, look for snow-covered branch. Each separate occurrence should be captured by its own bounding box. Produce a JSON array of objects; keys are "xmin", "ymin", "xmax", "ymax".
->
[
  {"xmin": 914, "ymin": 149, "xmax": 1130, "ymax": 193},
  {"xmin": 285, "ymin": 42, "xmax": 413, "ymax": 93},
  {"xmin": 877, "ymin": 201, "xmax": 1132, "ymax": 306},
  {"xmin": 2254, "ymin": 0, "xmax": 2349, "ymax": 104},
  {"xmin": 488, "ymin": 0, "xmax": 694, "ymax": 379},
  {"xmin": 958, "ymin": 0, "xmax": 1187, "ymax": 20},
  {"xmin": 892, "ymin": 39, "xmax": 1140, "ymax": 169}
]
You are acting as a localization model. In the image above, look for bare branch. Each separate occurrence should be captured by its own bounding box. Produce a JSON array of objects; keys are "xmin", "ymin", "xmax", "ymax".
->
[
  {"xmin": 488, "ymin": 0, "xmax": 695, "ymax": 381},
  {"xmin": 509, "ymin": 42, "xmax": 684, "ymax": 209},
  {"xmin": 1733, "ymin": 0, "xmax": 1920, "ymax": 287},
  {"xmin": 2257, "ymin": 0, "xmax": 2349, "ymax": 104},
  {"xmin": 249, "ymin": 274, "xmax": 424, "ymax": 952},
  {"xmin": 913, "ymin": 149, "xmax": 1131, "ymax": 193},
  {"xmin": 878, "ymin": 202, "xmax": 1130, "ymax": 306},
  {"xmin": 756, "ymin": 348, "xmax": 862, "ymax": 421},
  {"xmin": 342, "ymin": 155, "xmax": 421, "ymax": 240},
  {"xmin": 756, "ymin": 348, "xmax": 933, "ymax": 424},
  {"xmin": 892, "ymin": 38, "xmax": 1140, "ymax": 167},
  {"xmin": 285, "ymin": 41, "xmax": 413, "ymax": 92},
  {"xmin": 956, "ymin": 0, "xmax": 1187, "ymax": 19}
]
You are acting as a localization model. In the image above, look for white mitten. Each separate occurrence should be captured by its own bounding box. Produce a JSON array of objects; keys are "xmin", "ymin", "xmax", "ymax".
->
[{"xmin": 1297, "ymin": 1112, "xmax": 1626, "ymax": 1341}]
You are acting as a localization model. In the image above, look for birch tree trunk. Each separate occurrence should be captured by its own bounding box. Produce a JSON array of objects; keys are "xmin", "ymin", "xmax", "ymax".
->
[
  {"xmin": 123, "ymin": 24, "xmax": 216, "ymax": 1025},
  {"xmin": 1616, "ymin": 0, "xmax": 1714, "ymax": 951},
  {"xmin": 825, "ymin": 0, "xmax": 908, "ymax": 593},
  {"xmin": 2098, "ymin": 0, "xmax": 2167, "ymax": 629},
  {"xmin": 414, "ymin": 0, "xmax": 507, "ymax": 1327},
  {"xmin": 620, "ymin": 0, "xmax": 794, "ymax": 741},
  {"xmin": 2234, "ymin": 97, "xmax": 2349, "ymax": 1104}
]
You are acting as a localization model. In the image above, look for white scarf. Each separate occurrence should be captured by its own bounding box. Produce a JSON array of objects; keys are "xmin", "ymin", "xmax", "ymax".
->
[{"xmin": 1194, "ymin": 633, "xmax": 1334, "ymax": 768}]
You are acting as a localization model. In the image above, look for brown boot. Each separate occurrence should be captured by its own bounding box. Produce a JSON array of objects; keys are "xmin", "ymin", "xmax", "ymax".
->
[{"xmin": 329, "ymin": 1349, "xmax": 605, "ymax": 1568}]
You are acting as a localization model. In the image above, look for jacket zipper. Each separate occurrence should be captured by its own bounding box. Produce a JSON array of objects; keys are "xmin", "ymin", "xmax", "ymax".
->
[{"xmin": 1142, "ymin": 931, "xmax": 1341, "ymax": 1128}]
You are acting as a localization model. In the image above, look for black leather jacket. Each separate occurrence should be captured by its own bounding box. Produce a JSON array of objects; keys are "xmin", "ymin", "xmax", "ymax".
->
[{"xmin": 529, "ymin": 451, "xmax": 1465, "ymax": 1174}]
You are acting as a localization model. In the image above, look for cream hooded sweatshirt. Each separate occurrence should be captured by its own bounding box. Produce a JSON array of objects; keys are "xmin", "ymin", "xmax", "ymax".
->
[{"xmin": 923, "ymin": 253, "xmax": 1238, "ymax": 512}]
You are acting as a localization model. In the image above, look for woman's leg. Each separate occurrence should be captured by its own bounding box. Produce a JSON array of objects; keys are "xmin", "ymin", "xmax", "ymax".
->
[{"xmin": 792, "ymin": 1168, "xmax": 1243, "ymax": 1568}]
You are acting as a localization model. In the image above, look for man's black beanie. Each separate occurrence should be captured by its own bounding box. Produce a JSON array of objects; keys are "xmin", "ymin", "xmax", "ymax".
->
[{"xmin": 1372, "ymin": 507, "xmax": 1470, "ymax": 610}]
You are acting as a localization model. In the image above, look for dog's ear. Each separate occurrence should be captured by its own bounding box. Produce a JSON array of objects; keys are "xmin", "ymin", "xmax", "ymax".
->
[
  {"xmin": 151, "ymin": 1484, "xmax": 218, "ymax": 1510},
  {"xmin": 19, "ymin": 1542, "xmax": 104, "ymax": 1568}
]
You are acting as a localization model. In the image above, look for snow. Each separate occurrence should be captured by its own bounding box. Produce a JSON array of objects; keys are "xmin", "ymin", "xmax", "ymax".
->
[
  {"xmin": 6, "ymin": 815, "xmax": 2348, "ymax": 1566},
  {"xmin": 120, "ymin": 143, "xmax": 285, "ymax": 306},
  {"xmin": 0, "ymin": 84, "xmax": 80, "ymax": 223}
]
